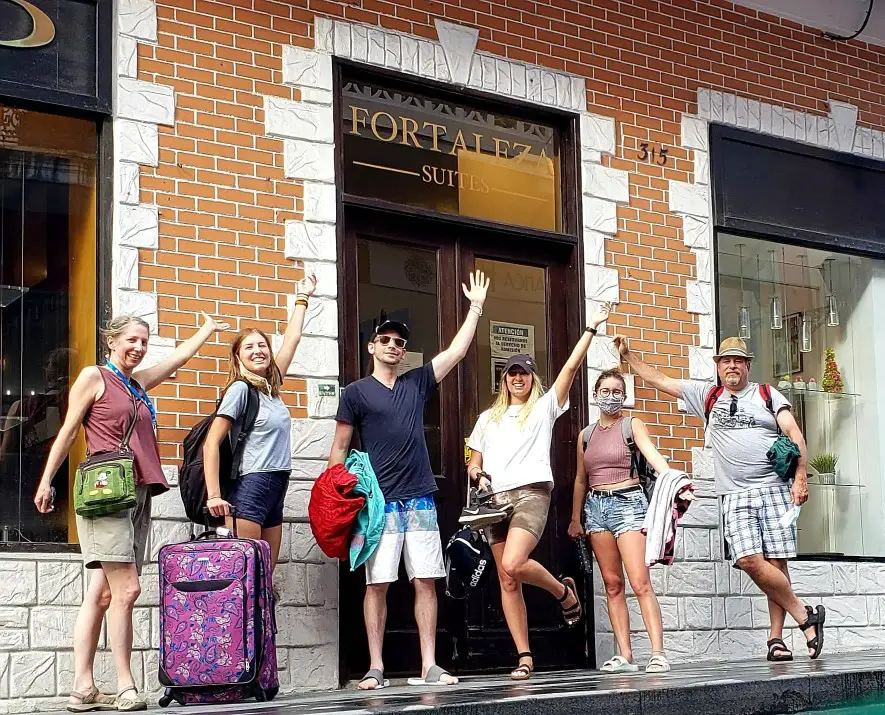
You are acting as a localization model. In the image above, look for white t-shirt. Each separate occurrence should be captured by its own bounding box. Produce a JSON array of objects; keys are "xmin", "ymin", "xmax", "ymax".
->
[{"xmin": 467, "ymin": 390, "xmax": 569, "ymax": 493}]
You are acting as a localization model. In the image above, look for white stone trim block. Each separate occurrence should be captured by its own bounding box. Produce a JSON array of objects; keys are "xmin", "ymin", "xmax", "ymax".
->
[
  {"xmin": 288, "ymin": 295, "xmax": 338, "ymax": 338},
  {"xmin": 305, "ymin": 261, "xmax": 338, "ymax": 298},
  {"xmin": 683, "ymin": 215, "xmax": 711, "ymax": 249},
  {"xmin": 583, "ymin": 230, "xmax": 606, "ymax": 266},
  {"xmin": 681, "ymin": 115, "xmax": 708, "ymax": 151},
  {"xmin": 698, "ymin": 313, "xmax": 716, "ymax": 349},
  {"xmin": 283, "ymin": 336, "xmax": 339, "ymax": 378},
  {"xmin": 283, "ymin": 46, "xmax": 333, "ymax": 90},
  {"xmin": 689, "ymin": 346, "xmax": 716, "ymax": 381},
  {"xmin": 584, "ymin": 265, "xmax": 619, "ymax": 304},
  {"xmin": 291, "ymin": 419, "xmax": 336, "ymax": 460},
  {"xmin": 434, "ymin": 19, "xmax": 478, "ymax": 85},
  {"xmin": 118, "ymin": 0, "xmax": 157, "ymax": 42},
  {"xmin": 285, "ymin": 221, "xmax": 336, "ymax": 262},
  {"xmin": 829, "ymin": 100, "xmax": 859, "ymax": 153},
  {"xmin": 315, "ymin": 17, "xmax": 334, "ymax": 53},
  {"xmin": 669, "ymin": 180, "xmax": 709, "ymax": 218},
  {"xmin": 303, "ymin": 183, "xmax": 336, "ymax": 224},
  {"xmin": 116, "ymin": 291, "xmax": 159, "ymax": 333},
  {"xmin": 114, "ymin": 246, "xmax": 140, "ymax": 291},
  {"xmin": 264, "ymin": 97, "xmax": 334, "ymax": 144},
  {"xmin": 583, "ymin": 163, "xmax": 630, "ymax": 203},
  {"xmin": 117, "ymin": 204, "xmax": 159, "ymax": 249},
  {"xmin": 686, "ymin": 281, "xmax": 712, "ymax": 315},
  {"xmin": 284, "ymin": 140, "xmax": 335, "ymax": 183},
  {"xmin": 581, "ymin": 113, "xmax": 616, "ymax": 155},
  {"xmin": 692, "ymin": 248, "xmax": 712, "ymax": 283},
  {"xmin": 118, "ymin": 162, "xmax": 141, "ymax": 205},
  {"xmin": 694, "ymin": 150, "xmax": 709, "ymax": 185},
  {"xmin": 291, "ymin": 459, "xmax": 326, "ymax": 482},
  {"xmin": 115, "ymin": 120, "xmax": 159, "ymax": 167},
  {"xmin": 117, "ymin": 78, "xmax": 175, "ymax": 126},
  {"xmin": 306, "ymin": 379, "xmax": 340, "ymax": 419},
  {"xmin": 118, "ymin": 35, "xmax": 138, "ymax": 79},
  {"xmin": 582, "ymin": 195, "xmax": 618, "ymax": 234}
]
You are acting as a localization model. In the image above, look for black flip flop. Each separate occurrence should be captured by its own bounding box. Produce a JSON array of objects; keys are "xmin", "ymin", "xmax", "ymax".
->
[
  {"xmin": 800, "ymin": 605, "xmax": 826, "ymax": 659},
  {"xmin": 766, "ymin": 637, "xmax": 793, "ymax": 662},
  {"xmin": 510, "ymin": 651, "xmax": 534, "ymax": 681}
]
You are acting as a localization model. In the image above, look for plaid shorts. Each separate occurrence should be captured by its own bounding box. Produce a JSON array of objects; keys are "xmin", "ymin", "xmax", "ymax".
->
[{"xmin": 722, "ymin": 483, "xmax": 797, "ymax": 562}]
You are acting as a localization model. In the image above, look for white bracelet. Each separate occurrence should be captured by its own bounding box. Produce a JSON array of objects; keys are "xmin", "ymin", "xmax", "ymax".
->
[{"xmin": 470, "ymin": 304, "xmax": 483, "ymax": 316}]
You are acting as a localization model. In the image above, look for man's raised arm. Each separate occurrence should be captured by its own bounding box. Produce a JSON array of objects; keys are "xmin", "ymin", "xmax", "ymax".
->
[{"xmin": 613, "ymin": 336, "xmax": 683, "ymax": 399}]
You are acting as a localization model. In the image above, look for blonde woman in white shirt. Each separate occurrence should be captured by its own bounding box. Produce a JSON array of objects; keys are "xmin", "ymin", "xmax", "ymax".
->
[{"xmin": 466, "ymin": 305, "xmax": 610, "ymax": 681}]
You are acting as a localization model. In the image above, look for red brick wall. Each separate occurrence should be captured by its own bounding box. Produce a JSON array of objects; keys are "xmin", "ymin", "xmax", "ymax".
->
[{"xmin": 136, "ymin": 0, "xmax": 885, "ymax": 469}]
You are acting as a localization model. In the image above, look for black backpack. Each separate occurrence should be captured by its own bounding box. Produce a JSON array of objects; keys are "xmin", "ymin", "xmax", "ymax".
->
[
  {"xmin": 179, "ymin": 380, "xmax": 260, "ymax": 526},
  {"xmin": 444, "ymin": 528, "xmax": 494, "ymax": 600},
  {"xmin": 583, "ymin": 417, "xmax": 658, "ymax": 501}
]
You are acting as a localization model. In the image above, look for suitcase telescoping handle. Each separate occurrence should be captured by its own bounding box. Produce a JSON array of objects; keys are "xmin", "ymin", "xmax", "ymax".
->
[{"xmin": 198, "ymin": 505, "xmax": 238, "ymax": 539}]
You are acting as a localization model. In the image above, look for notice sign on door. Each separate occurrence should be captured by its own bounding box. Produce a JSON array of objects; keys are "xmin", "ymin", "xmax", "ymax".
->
[
  {"xmin": 490, "ymin": 321, "xmax": 535, "ymax": 358},
  {"xmin": 490, "ymin": 321, "xmax": 535, "ymax": 394}
]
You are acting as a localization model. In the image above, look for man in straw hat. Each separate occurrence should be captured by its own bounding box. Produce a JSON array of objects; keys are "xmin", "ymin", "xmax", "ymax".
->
[{"xmin": 613, "ymin": 335, "xmax": 825, "ymax": 662}]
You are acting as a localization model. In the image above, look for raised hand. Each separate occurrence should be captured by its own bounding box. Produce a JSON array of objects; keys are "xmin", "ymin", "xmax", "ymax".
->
[
  {"xmin": 201, "ymin": 312, "xmax": 231, "ymax": 333},
  {"xmin": 296, "ymin": 272, "xmax": 318, "ymax": 297},
  {"xmin": 462, "ymin": 269, "xmax": 490, "ymax": 306},
  {"xmin": 613, "ymin": 336, "xmax": 629, "ymax": 357},
  {"xmin": 589, "ymin": 301, "xmax": 613, "ymax": 329}
]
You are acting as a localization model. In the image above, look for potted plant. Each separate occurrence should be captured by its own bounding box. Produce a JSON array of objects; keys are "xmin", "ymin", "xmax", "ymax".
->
[{"xmin": 809, "ymin": 453, "xmax": 837, "ymax": 485}]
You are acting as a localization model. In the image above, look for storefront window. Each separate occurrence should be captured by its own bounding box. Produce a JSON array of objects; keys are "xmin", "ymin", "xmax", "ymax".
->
[
  {"xmin": 341, "ymin": 76, "xmax": 563, "ymax": 233},
  {"xmin": 717, "ymin": 233, "xmax": 884, "ymax": 558},
  {"xmin": 0, "ymin": 105, "xmax": 97, "ymax": 545}
]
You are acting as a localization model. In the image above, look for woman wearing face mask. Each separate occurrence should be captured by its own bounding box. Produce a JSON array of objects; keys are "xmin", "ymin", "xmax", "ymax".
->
[
  {"xmin": 466, "ymin": 304, "xmax": 610, "ymax": 681},
  {"xmin": 203, "ymin": 275, "xmax": 316, "ymax": 571},
  {"xmin": 568, "ymin": 369, "xmax": 670, "ymax": 673},
  {"xmin": 34, "ymin": 312, "xmax": 228, "ymax": 712}
]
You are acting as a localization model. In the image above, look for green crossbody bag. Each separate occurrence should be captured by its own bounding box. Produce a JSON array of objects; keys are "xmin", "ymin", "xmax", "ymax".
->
[{"xmin": 74, "ymin": 391, "xmax": 138, "ymax": 518}]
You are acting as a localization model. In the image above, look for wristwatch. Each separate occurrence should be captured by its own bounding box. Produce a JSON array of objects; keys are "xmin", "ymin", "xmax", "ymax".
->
[{"xmin": 586, "ymin": 326, "xmax": 598, "ymax": 335}]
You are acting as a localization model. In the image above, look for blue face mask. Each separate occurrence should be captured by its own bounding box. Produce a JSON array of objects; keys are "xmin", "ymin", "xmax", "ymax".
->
[{"xmin": 597, "ymin": 394, "xmax": 625, "ymax": 415}]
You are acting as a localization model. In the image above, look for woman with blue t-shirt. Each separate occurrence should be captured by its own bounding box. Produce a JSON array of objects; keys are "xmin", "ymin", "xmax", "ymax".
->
[{"xmin": 203, "ymin": 274, "xmax": 316, "ymax": 569}]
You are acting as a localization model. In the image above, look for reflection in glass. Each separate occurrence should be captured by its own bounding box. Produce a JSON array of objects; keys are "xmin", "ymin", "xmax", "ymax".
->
[
  {"xmin": 738, "ymin": 305, "xmax": 751, "ymax": 340},
  {"xmin": 800, "ymin": 313, "xmax": 812, "ymax": 353},
  {"xmin": 770, "ymin": 295, "xmax": 783, "ymax": 330},
  {"xmin": 827, "ymin": 293, "xmax": 840, "ymax": 327}
]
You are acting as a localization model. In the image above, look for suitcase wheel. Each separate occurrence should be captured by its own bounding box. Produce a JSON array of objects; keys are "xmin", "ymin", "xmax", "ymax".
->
[{"xmin": 158, "ymin": 693, "xmax": 173, "ymax": 708}]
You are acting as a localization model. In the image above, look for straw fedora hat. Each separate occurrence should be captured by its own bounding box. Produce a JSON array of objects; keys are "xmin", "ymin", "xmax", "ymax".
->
[{"xmin": 712, "ymin": 337, "xmax": 754, "ymax": 362}]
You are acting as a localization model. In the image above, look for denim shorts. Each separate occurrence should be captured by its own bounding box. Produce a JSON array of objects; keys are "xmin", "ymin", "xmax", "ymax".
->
[
  {"xmin": 584, "ymin": 487, "xmax": 648, "ymax": 539},
  {"xmin": 227, "ymin": 470, "xmax": 291, "ymax": 528}
]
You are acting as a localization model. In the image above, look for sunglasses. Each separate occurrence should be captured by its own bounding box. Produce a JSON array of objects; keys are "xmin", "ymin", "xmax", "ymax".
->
[
  {"xmin": 730, "ymin": 395, "xmax": 738, "ymax": 417},
  {"xmin": 375, "ymin": 335, "xmax": 407, "ymax": 349},
  {"xmin": 506, "ymin": 367, "xmax": 529, "ymax": 376}
]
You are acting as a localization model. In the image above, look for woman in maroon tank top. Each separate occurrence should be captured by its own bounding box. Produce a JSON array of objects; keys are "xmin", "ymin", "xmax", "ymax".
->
[
  {"xmin": 33, "ymin": 312, "xmax": 228, "ymax": 712},
  {"xmin": 568, "ymin": 369, "xmax": 671, "ymax": 674}
]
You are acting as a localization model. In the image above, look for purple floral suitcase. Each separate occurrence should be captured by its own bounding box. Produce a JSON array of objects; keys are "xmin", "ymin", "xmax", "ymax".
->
[{"xmin": 157, "ymin": 529, "xmax": 279, "ymax": 707}]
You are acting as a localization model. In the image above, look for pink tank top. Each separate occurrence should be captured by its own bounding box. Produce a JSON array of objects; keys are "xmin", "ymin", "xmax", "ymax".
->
[
  {"xmin": 583, "ymin": 417, "xmax": 633, "ymax": 488},
  {"xmin": 84, "ymin": 368, "xmax": 169, "ymax": 494}
]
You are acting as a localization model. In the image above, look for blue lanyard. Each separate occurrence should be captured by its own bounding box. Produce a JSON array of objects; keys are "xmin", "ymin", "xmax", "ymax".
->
[{"xmin": 105, "ymin": 361, "xmax": 157, "ymax": 425}]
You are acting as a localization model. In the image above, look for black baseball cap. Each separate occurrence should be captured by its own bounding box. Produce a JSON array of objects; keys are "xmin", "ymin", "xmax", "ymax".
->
[
  {"xmin": 503, "ymin": 354, "xmax": 536, "ymax": 373},
  {"xmin": 372, "ymin": 319, "xmax": 410, "ymax": 341}
]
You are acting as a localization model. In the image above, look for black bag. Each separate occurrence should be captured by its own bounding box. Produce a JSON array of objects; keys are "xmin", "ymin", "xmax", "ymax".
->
[
  {"xmin": 583, "ymin": 417, "xmax": 658, "ymax": 501},
  {"xmin": 444, "ymin": 528, "xmax": 493, "ymax": 600},
  {"xmin": 179, "ymin": 381, "xmax": 260, "ymax": 526}
]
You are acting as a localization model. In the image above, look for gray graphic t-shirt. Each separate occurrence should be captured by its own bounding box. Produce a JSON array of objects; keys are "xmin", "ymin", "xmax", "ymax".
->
[{"xmin": 681, "ymin": 381, "xmax": 791, "ymax": 494}]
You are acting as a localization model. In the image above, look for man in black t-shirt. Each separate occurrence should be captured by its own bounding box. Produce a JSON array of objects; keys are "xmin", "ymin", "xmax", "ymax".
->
[{"xmin": 330, "ymin": 269, "xmax": 489, "ymax": 690}]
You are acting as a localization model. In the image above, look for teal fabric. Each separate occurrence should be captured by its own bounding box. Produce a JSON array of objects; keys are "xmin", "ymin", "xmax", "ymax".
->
[{"xmin": 346, "ymin": 450, "xmax": 385, "ymax": 571}]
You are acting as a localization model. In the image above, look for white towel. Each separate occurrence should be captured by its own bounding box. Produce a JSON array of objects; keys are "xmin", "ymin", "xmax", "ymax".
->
[{"xmin": 642, "ymin": 469, "xmax": 694, "ymax": 567}]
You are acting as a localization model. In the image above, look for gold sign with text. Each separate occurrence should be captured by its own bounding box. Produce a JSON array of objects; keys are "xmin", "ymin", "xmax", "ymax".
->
[
  {"xmin": 0, "ymin": 0, "xmax": 56, "ymax": 49},
  {"xmin": 342, "ymin": 80, "xmax": 562, "ymax": 232}
]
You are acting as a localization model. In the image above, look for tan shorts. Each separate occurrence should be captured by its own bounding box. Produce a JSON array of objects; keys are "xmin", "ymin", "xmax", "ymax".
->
[
  {"xmin": 76, "ymin": 486, "xmax": 152, "ymax": 575},
  {"xmin": 485, "ymin": 483, "xmax": 552, "ymax": 545}
]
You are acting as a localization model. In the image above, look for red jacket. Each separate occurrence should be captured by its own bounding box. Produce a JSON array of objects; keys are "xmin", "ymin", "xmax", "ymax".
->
[{"xmin": 308, "ymin": 464, "xmax": 365, "ymax": 560}]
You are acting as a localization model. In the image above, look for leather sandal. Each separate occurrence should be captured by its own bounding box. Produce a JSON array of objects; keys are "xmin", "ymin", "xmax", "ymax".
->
[
  {"xmin": 766, "ymin": 637, "xmax": 793, "ymax": 662},
  {"xmin": 800, "ymin": 605, "xmax": 826, "ymax": 659},
  {"xmin": 510, "ymin": 652, "xmax": 534, "ymax": 681},
  {"xmin": 66, "ymin": 687, "xmax": 116, "ymax": 713},
  {"xmin": 557, "ymin": 576, "xmax": 582, "ymax": 626},
  {"xmin": 114, "ymin": 686, "xmax": 146, "ymax": 712}
]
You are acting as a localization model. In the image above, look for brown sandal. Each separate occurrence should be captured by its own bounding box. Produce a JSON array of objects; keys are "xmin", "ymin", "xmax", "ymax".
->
[{"xmin": 66, "ymin": 687, "xmax": 116, "ymax": 712}]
